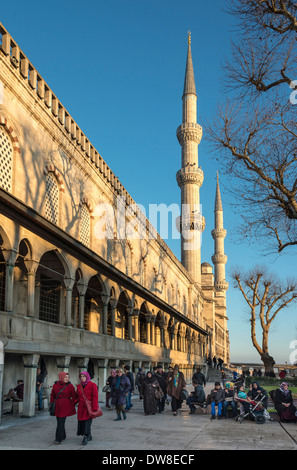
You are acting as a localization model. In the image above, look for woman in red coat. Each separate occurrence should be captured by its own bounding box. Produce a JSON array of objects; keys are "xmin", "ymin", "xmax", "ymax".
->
[
  {"xmin": 76, "ymin": 371, "xmax": 99, "ymax": 445},
  {"xmin": 50, "ymin": 371, "xmax": 77, "ymax": 444}
]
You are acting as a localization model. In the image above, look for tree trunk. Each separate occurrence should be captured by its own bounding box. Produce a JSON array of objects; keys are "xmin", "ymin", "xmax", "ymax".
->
[{"xmin": 260, "ymin": 353, "xmax": 275, "ymax": 373}]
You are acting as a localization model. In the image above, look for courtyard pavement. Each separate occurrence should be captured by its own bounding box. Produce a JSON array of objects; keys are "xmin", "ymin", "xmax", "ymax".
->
[{"xmin": 0, "ymin": 381, "xmax": 296, "ymax": 452}]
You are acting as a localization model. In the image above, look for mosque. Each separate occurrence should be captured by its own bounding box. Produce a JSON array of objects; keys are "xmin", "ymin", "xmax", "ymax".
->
[{"xmin": 0, "ymin": 23, "xmax": 229, "ymax": 418}]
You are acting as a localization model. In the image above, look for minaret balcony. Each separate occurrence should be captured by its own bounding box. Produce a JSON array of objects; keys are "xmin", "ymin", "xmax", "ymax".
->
[
  {"xmin": 176, "ymin": 166, "xmax": 204, "ymax": 188},
  {"xmin": 211, "ymin": 253, "xmax": 228, "ymax": 265},
  {"xmin": 215, "ymin": 280, "xmax": 229, "ymax": 291},
  {"xmin": 176, "ymin": 123, "xmax": 203, "ymax": 145},
  {"xmin": 211, "ymin": 228, "xmax": 227, "ymax": 239},
  {"xmin": 176, "ymin": 212, "xmax": 206, "ymax": 234}
]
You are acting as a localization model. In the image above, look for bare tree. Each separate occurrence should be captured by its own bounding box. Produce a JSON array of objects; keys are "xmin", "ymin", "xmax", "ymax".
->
[
  {"xmin": 206, "ymin": 0, "xmax": 297, "ymax": 253},
  {"xmin": 232, "ymin": 265, "xmax": 297, "ymax": 371}
]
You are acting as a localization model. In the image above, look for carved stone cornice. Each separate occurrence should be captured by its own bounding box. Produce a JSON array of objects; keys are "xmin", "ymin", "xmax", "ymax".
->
[
  {"xmin": 176, "ymin": 123, "xmax": 203, "ymax": 145},
  {"xmin": 176, "ymin": 167, "xmax": 204, "ymax": 188},
  {"xmin": 211, "ymin": 253, "xmax": 228, "ymax": 265},
  {"xmin": 211, "ymin": 228, "xmax": 227, "ymax": 240}
]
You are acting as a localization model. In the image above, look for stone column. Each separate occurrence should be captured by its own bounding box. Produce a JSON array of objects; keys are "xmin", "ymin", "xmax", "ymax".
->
[
  {"xmin": 134, "ymin": 309, "xmax": 139, "ymax": 342},
  {"xmin": 63, "ymin": 278, "xmax": 75, "ymax": 326},
  {"xmin": 101, "ymin": 294, "xmax": 110, "ymax": 335},
  {"xmin": 146, "ymin": 317, "xmax": 151, "ymax": 344},
  {"xmin": 109, "ymin": 300, "xmax": 117, "ymax": 336},
  {"xmin": 77, "ymin": 283, "xmax": 87, "ymax": 329},
  {"xmin": 127, "ymin": 306, "xmax": 134, "ymax": 340},
  {"xmin": 56, "ymin": 356, "xmax": 71, "ymax": 374},
  {"xmin": 24, "ymin": 260, "xmax": 38, "ymax": 317},
  {"xmin": 2, "ymin": 249, "xmax": 17, "ymax": 313},
  {"xmin": 0, "ymin": 338, "xmax": 7, "ymax": 424},
  {"xmin": 22, "ymin": 354, "xmax": 40, "ymax": 418},
  {"xmin": 77, "ymin": 357, "xmax": 89, "ymax": 375},
  {"xmin": 98, "ymin": 358, "xmax": 109, "ymax": 400}
]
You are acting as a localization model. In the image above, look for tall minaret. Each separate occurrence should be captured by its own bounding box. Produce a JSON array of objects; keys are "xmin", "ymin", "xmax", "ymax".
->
[
  {"xmin": 211, "ymin": 173, "xmax": 228, "ymax": 291},
  {"xmin": 176, "ymin": 32, "xmax": 204, "ymax": 285}
]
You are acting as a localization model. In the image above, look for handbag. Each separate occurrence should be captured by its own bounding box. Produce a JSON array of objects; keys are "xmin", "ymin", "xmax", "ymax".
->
[
  {"xmin": 80, "ymin": 384, "xmax": 103, "ymax": 419},
  {"xmin": 102, "ymin": 385, "xmax": 111, "ymax": 393},
  {"xmin": 155, "ymin": 387, "xmax": 164, "ymax": 400},
  {"xmin": 49, "ymin": 383, "xmax": 69, "ymax": 416}
]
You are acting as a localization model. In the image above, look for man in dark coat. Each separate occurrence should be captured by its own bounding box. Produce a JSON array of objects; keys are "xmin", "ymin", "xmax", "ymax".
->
[
  {"xmin": 187, "ymin": 379, "xmax": 206, "ymax": 414},
  {"xmin": 192, "ymin": 368, "xmax": 206, "ymax": 387}
]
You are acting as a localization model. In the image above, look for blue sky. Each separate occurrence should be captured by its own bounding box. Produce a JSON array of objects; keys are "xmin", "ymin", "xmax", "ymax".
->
[{"xmin": 1, "ymin": 0, "xmax": 297, "ymax": 364}]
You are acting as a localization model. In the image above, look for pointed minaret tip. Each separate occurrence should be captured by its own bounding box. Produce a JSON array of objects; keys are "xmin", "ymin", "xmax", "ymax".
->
[
  {"xmin": 183, "ymin": 31, "xmax": 196, "ymax": 98},
  {"xmin": 215, "ymin": 172, "xmax": 223, "ymax": 212}
]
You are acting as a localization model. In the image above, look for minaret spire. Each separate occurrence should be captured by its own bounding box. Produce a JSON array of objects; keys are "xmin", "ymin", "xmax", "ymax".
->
[
  {"xmin": 176, "ymin": 33, "xmax": 204, "ymax": 285},
  {"xmin": 212, "ymin": 174, "xmax": 228, "ymax": 291},
  {"xmin": 183, "ymin": 31, "xmax": 196, "ymax": 98}
]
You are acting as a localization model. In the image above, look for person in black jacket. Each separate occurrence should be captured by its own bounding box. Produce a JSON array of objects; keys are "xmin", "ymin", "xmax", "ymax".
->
[
  {"xmin": 274, "ymin": 382, "xmax": 297, "ymax": 422},
  {"xmin": 124, "ymin": 365, "xmax": 134, "ymax": 411},
  {"xmin": 247, "ymin": 381, "xmax": 268, "ymax": 409},
  {"xmin": 187, "ymin": 379, "xmax": 206, "ymax": 414},
  {"xmin": 210, "ymin": 382, "xmax": 225, "ymax": 420},
  {"xmin": 192, "ymin": 368, "xmax": 206, "ymax": 387}
]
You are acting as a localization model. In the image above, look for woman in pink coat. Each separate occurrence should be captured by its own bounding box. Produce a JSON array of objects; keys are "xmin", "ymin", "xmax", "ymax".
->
[
  {"xmin": 76, "ymin": 371, "xmax": 99, "ymax": 445},
  {"xmin": 50, "ymin": 371, "xmax": 77, "ymax": 444}
]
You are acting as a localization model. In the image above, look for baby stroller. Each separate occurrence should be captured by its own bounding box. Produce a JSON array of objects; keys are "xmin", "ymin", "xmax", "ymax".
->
[{"xmin": 235, "ymin": 394, "xmax": 271, "ymax": 424}]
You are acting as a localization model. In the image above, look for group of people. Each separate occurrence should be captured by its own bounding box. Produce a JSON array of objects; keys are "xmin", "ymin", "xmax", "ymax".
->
[
  {"xmin": 104, "ymin": 364, "xmax": 188, "ymax": 418},
  {"xmin": 208, "ymin": 379, "xmax": 297, "ymax": 423},
  {"xmin": 4, "ymin": 364, "xmax": 297, "ymax": 447},
  {"xmin": 207, "ymin": 356, "xmax": 224, "ymax": 370},
  {"xmin": 207, "ymin": 381, "xmax": 269, "ymax": 420}
]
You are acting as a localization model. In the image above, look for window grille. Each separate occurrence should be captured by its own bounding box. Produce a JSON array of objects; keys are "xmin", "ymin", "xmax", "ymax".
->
[
  {"xmin": 39, "ymin": 274, "xmax": 60, "ymax": 324},
  {"xmin": 45, "ymin": 173, "xmax": 59, "ymax": 224},
  {"xmin": 80, "ymin": 204, "xmax": 90, "ymax": 247},
  {"xmin": 0, "ymin": 126, "xmax": 13, "ymax": 193}
]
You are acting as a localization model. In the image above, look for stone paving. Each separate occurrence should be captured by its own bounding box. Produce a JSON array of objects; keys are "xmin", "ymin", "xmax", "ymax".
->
[{"xmin": 0, "ymin": 382, "xmax": 296, "ymax": 451}]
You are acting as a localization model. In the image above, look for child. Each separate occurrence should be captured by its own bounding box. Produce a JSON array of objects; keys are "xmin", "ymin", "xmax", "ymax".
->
[
  {"xmin": 210, "ymin": 382, "xmax": 225, "ymax": 420},
  {"xmin": 236, "ymin": 385, "xmax": 252, "ymax": 413}
]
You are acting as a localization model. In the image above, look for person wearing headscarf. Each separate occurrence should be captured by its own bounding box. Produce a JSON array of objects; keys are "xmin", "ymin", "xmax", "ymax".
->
[
  {"xmin": 139, "ymin": 371, "xmax": 160, "ymax": 415},
  {"xmin": 274, "ymin": 382, "xmax": 297, "ymax": 422},
  {"xmin": 166, "ymin": 364, "xmax": 186, "ymax": 416},
  {"xmin": 247, "ymin": 381, "xmax": 268, "ymax": 408},
  {"xmin": 223, "ymin": 382, "xmax": 237, "ymax": 418},
  {"xmin": 110, "ymin": 368, "xmax": 131, "ymax": 421},
  {"xmin": 76, "ymin": 371, "xmax": 99, "ymax": 445},
  {"xmin": 50, "ymin": 372, "xmax": 77, "ymax": 445},
  {"xmin": 105, "ymin": 369, "xmax": 116, "ymax": 409}
]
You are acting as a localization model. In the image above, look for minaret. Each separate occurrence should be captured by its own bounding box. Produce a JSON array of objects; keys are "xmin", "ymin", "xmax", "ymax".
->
[
  {"xmin": 176, "ymin": 32, "xmax": 204, "ymax": 285},
  {"xmin": 211, "ymin": 173, "xmax": 228, "ymax": 291}
]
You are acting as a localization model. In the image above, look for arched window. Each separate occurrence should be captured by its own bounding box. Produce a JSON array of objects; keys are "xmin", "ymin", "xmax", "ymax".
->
[
  {"xmin": 0, "ymin": 125, "xmax": 13, "ymax": 193},
  {"xmin": 45, "ymin": 172, "xmax": 59, "ymax": 224},
  {"xmin": 80, "ymin": 203, "xmax": 90, "ymax": 247}
]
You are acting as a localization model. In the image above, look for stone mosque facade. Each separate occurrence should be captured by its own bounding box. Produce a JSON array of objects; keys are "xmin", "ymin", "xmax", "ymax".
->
[{"xmin": 0, "ymin": 24, "xmax": 229, "ymax": 418}]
